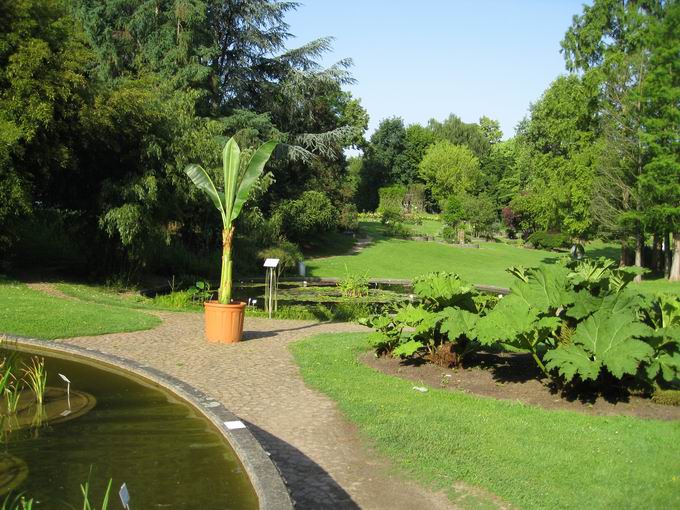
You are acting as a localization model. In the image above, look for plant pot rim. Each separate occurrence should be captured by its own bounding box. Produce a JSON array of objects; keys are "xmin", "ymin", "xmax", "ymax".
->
[{"xmin": 204, "ymin": 300, "xmax": 246, "ymax": 309}]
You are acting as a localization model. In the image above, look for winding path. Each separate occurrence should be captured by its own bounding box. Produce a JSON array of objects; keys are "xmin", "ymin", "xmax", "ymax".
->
[{"xmin": 41, "ymin": 297, "xmax": 455, "ymax": 509}]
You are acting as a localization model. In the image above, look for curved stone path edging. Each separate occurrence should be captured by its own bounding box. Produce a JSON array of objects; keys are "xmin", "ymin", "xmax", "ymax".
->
[
  {"xmin": 1, "ymin": 333, "xmax": 292, "ymax": 510},
  {"xmin": 46, "ymin": 309, "xmax": 456, "ymax": 509}
]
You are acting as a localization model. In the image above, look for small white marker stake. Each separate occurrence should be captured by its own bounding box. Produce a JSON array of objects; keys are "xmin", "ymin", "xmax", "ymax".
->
[
  {"xmin": 58, "ymin": 373, "xmax": 71, "ymax": 408},
  {"xmin": 119, "ymin": 483, "xmax": 130, "ymax": 509},
  {"xmin": 224, "ymin": 420, "xmax": 246, "ymax": 430}
]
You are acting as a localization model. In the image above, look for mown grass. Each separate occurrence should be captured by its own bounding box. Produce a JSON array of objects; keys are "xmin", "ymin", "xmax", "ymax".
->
[
  {"xmin": 0, "ymin": 280, "xmax": 160, "ymax": 339},
  {"xmin": 291, "ymin": 333, "xmax": 680, "ymax": 510},
  {"xmin": 307, "ymin": 222, "xmax": 680, "ymax": 294}
]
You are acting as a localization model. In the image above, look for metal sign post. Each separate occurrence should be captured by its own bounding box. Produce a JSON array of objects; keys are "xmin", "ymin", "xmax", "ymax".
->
[
  {"xmin": 58, "ymin": 373, "xmax": 71, "ymax": 409},
  {"xmin": 263, "ymin": 258, "xmax": 280, "ymax": 319}
]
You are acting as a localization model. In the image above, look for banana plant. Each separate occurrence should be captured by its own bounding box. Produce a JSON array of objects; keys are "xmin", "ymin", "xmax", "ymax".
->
[{"xmin": 185, "ymin": 137, "xmax": 277, "ymax": 304}]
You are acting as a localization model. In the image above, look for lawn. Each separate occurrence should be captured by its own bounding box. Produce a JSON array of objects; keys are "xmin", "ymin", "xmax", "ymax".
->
[
  {"xmin": 306, "ymin": 222, "xmax": 680, "ymax": 294},
  {"xmin": 0, "ymin": 280, "xmax": 160, "ymax": 339},
  {"xmin": 291, "ymin": 333, "xmax": 680, "ymax": 510}
]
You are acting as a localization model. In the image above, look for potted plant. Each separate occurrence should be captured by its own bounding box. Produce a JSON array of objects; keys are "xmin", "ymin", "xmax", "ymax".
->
[{"xmin": 185, "ymin": 136, "xmax": 277, "ymax": 343}]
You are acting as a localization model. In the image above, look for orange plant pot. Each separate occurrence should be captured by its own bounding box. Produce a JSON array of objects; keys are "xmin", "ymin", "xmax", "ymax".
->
[{"xmin": 203, "ymin": 301, "xmax": 246, "ymax": 343}]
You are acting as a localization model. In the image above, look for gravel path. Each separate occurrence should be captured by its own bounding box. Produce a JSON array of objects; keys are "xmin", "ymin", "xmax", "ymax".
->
[{"xmin": 55, "ymin": 308, "xmax": 455, "ymax": 509}]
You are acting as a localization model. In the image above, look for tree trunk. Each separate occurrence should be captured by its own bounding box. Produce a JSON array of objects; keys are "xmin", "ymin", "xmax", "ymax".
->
[
  {"xmin": 620, "ymin": 239, "xmax": 628, "ymax": 267},
  {"xmin": 670, "ymin": 232, "xmax": 680, "ymax": 282},
  {"xmin": 634, "ymin": 228, "xmax": 644, "ymax": 283},
  {"xmin": 651, "ymin": 233, "xmax": 660, "ymax": 273},
  {"xmin": 218, "ymin": 227, "xmax": 235, "ymax": 303},
  {"xmin": 664, "ymin": 231, "xmax": 672, "ymax": 278}
]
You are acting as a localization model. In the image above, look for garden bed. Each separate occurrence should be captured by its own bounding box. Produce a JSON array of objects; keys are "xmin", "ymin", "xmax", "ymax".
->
[{"xmin": 360, "ymin": 351, "xmax": 680, "ymax": 421}]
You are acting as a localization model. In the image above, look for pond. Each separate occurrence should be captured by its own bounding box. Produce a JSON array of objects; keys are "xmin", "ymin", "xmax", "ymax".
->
[
  {"xmin": 232, "ymin": 281, "xmax": 412, "ymax": 308},
  {"xmin": 0, "ymin": 348, "xmax": 258, "ymax": 509}
]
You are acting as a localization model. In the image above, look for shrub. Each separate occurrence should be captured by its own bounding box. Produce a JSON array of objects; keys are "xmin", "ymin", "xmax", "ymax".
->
[
  {"xmin": 338, "ymin": 267, "xmax": 370, "ymax": 297},
  {"xmin": 380, "ymin": 206, "xmax": 402, "ymax": 225},
  {"xmin": 338, "ymin": 204, "xmax": 359, "ymax": 231},
  {"xmin": 360, "ymin": 273, "xmax": 487, "ymax": 367},
  {"xmin": 258, "ymin": 240, "xmax": 303, "ymax": 276},
  {"xmin": 377, "ymin": 185, "xmax": 406, "ymax": 213},
  {"xmin": 362, "ymin": 259, "xmax": 680, "ymax": 392},
  {"xmin": 526, "ymin": 231, "xmax": 571, "ymax": 250},
  {"xmin": 384, "ymin": 221, "xmax": 411, "ymax": 238},
  {"xmin": 272, "ymin": 191, "xmax": 338, "ymax": 242},
  {"xmin": 441, "ymin": 195, "xmax": 465, "ymax": 228}
]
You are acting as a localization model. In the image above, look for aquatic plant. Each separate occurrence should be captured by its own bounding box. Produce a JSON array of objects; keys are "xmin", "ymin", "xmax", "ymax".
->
[
  {"xmin": 4, "ymin": 381, "xmax": 21, "ymax": 415},
  {"xmin": 0, "ymin": 494, "xmax": 33, "ymax": 510},
  {"xmin": 338, "ymin": 266, "xmax": 370, "ymax": 298},
  {"xmin": 80, "ymin": 477, "xmax": 113, "ymax": 510},
  {"xmin": 22, "ymin": 357, "xmax": 47, "ymax": 406}
]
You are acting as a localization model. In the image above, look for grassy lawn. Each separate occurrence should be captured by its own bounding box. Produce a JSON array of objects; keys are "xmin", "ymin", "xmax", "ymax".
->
[
  {"xmin": 306, "ymin": 222, "xmax": 680, "ymax": 294},
  {"xmin": 56, "ymin": 283, "xmax": 165, "ymax": 310},
  {"xmin": 291, "ymin": 333, "xmax": 680, "ymax": 509},
  {"xmin": 0, "ymin": 280, "xmax": 160, "ymax": 339}
]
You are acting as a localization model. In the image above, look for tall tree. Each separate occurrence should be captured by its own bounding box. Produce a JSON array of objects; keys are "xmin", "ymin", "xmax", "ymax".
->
[
  {"xmin": 514, "ymin": 75, "xmax": 598, "ymax": 240},
  {"xmin": 427, "ymin": 114, "xmax": 490, "ymax": 158},
  {"xmin": 418, "ymin": 141, "xmax": 480, "ymax": 206},
  {"xmin": 639, "ymin": 1, "xmax": 680, "ymax": 279},
  {"xmin": 562, "ymin": 0, "xmax": 670, "ymax": 278},
  {"xmin": 357, "ymin": 117, "xmax": 407, "ymax": 210},
  {"xmin": 0, "ymin": 0, "xmax": 92, "ymax": 252}
]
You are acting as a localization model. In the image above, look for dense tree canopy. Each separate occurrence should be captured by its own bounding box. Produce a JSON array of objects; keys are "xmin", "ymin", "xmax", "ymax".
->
[
  {"xmin": 1, "ymin": 0, "xmax": 677, "ymax": 283},
  {"xmin": 0, "ymin": 0, "xmax": 366, "ymax": 277}
]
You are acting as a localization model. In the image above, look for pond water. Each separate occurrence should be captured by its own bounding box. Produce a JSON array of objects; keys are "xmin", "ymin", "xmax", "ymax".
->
[{"xmin": 0, "ymin": 348, "xmax": 258, "ymax": 509}]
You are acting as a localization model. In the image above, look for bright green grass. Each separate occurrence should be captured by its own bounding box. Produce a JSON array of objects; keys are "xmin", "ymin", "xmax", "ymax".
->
[
  {"xmin": 408, "ymin": 218, "xmax": 443, "ymax": 237},
  {"xmin": 291, "ymin": 333, "xmax": 680, "ymax": 510},
  {"xmin": 307, "ymin": 227, "xmax": 680, "ymax": 294},
  {"xmin": 0, "ymin": 281, "xmax": 160, "ymax": 339},
  {"xmin": 308, "ymin": 237, "xmax": 561, "ymax": 287}
]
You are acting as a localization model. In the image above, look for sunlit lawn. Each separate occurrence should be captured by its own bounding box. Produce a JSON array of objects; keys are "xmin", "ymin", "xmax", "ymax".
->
[
  {"xmin": 306, "ymin": 221, "xmax": 680, "ymax": 294},
  {"xmin": 0, "ymin": 280, "xmax": 160, "ymax": 339},
  {"xmin": 292, "ymin": 333, "xmax": 680, "ymax": 510}
]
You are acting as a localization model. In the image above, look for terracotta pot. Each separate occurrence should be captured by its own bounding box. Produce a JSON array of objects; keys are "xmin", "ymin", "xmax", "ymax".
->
[{"xmin": 203, "ymin": 301, "xmax": 246, "ymax": 343}]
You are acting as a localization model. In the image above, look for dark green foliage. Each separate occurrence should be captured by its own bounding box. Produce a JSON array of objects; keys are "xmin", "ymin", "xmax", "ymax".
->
[
  {"xmin": 257, "ymin": 240, "xmax": 303, "ymax": 276},
  {"xmin": 361, "ymin": 272, "xmax": 488, "ymax": 366},
  {"xmin": 379, "ymin": 208, "xmax": 403, "ymax": 226},
  {"xmin": 377, "ymin": 185, "xmax": 406, "ymax": 213},
  {"xmin": 0, "ymin": 0, "xmax": 364, "ymax": 280},
  {"xmin": 441, "ymin": 225, "xmax": 457, "ymax": 243},
  {"xmin": 427, "ymin": 114, "xmax": 490, "ymax": 158},
  {"xmin": 272, "ymin": 191, "xmax": 338, "ymax": 242},
  {"xmin": 337, "ymin": 204, "xmax": 359, "ymax": 231},
  {"xmin": 363, "ymin": 259, "xmax": 680, "ymax": 390},
  {"xmin": 383, "ymin": 221, "xmax": 411, "ymax": 239},
  {"xmin": 526, "ymin": 231, "xmax": 571, "ymax": 251},
  {"xmin": 441, "ymin": 195, "xmax": 465, "ymax": 228}
]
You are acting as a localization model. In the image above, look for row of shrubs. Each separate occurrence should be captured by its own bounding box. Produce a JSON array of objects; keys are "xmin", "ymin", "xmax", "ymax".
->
[{"xmin": 361, "ymin": 257, "xmax": 680, "ymax": 393}]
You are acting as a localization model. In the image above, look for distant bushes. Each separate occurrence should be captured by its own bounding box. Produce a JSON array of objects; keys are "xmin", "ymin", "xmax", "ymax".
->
[
  {"xmin": 272, "ymin": 191, "xmax": 338, "ymax": 242},
  {"xmin": 526, "ymin": 231, "xmax": 571, "ymax": 250}
]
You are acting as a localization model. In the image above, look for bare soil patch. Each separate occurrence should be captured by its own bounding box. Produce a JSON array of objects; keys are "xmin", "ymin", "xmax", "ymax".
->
[{"xmin": 360, "ymin": 350, "xmax": 680, "ymax": 421}]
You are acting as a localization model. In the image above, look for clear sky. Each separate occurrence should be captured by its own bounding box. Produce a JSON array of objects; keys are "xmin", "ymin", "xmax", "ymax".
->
[{"xmin": 286, "ymin": 0, "xmax": 589, "ymax": 140}]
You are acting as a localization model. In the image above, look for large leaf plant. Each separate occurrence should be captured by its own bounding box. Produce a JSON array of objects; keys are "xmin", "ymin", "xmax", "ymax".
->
[{"xmin": 185, "ymin": 137, "xmax": 277, "ymax": 304}]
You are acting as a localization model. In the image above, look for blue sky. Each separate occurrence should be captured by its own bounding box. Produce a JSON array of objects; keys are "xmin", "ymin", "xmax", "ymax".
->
[{"xmin": 287, "ymin": 0, "xmax": 589, "ymax": 139}]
